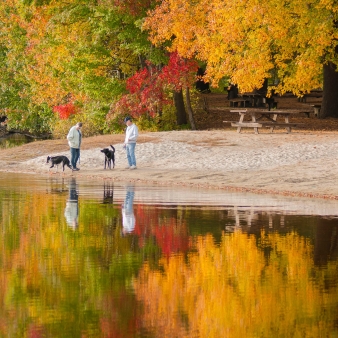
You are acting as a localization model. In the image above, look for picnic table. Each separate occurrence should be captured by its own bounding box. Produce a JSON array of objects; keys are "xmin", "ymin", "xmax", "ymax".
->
[
  {"xmin": 310, "ymin": 104, "xmax": 321, "ymax": 117},
  {"xmin": 241, "ymin": 92, "xmax": 262, "ymax": 107},
  {"xmin": 239, "ymin": 92, "xmax": 278, "ymax": 110},
  {"xmin": 229, "ymin": 97, "xmax": 251, "ymax": 107},
  {"xmin": 224, "ymin": 109, "xmax": 304, "ymax": 134},
  {"xmin": 298, "ymin": 91, "xmax": 323, "ymax": 103}
]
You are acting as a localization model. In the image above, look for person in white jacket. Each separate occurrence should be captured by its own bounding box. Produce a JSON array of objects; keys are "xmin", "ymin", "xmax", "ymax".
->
[
  {"xmin": 67, "ymin": 122, "xmax": 82, "ymax": 171},
  {"xmin": 123, "ymin": 117, "xmax": 138, "ymax": 169}
]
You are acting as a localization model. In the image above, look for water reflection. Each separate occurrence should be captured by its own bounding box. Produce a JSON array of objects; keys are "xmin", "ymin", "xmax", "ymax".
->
[
  {"xmin": 102, "ymin": 181, "xmax": 114, "ymax": 204},
  {"xmin": 64, "ymin": 177, "xmax": 79, "ymax": 230},
  {"xmin": 0, "ymin": 173, "xmax": 338, "ymax": 337},
  {"xmin": 0, "ymin": 133, "xmax": 36, "ymax": 149},
  {"xmin": 122, "ymin": 184, "xmax": 135, "ymax": 234},
  {"xmin": 314, "ymin": 219, "xmax": 338, "ymax": 266}
]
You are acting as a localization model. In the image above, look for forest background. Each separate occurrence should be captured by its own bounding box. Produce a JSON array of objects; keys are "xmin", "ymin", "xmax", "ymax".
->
[{"xmin": 1, "ymin": 0, "xmax": 338, "ymax": 138}]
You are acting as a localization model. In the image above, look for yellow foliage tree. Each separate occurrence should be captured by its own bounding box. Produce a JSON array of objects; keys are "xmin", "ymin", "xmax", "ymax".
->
[{"xmin": 144, "ymin": 0, "xmax": 338, "ymax": 117}]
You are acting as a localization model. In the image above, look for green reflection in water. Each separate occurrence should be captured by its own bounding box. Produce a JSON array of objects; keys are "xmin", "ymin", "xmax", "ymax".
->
[
  {"xmin": 0, "ymin": 133, "xmax": 36, "ymax": 149},
  {"xmin": 0, "ymin": 175, "xmax": 337, "ymax": 337}
]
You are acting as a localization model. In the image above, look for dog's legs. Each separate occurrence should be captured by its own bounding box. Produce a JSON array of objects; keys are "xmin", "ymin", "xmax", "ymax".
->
[{"xmin": 49, "ymin": 164, "xmax": 57, "ymax": 174}]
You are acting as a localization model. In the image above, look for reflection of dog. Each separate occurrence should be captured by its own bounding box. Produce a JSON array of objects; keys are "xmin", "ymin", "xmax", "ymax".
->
[
  {"xmin": 46, "ymin": 155, "xmax": 73, "ymax": 172},
  {"xmin": 100, "ymin": 145, "xmax": 115, "ymax": 169}
]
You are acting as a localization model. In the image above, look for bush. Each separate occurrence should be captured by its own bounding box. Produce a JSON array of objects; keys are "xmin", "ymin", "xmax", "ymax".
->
[
  {"xmin": 6, "ymin": 104, "xmax": 55, "ymax": 136},
  {"xmin": 52, "ymin": 101, "xmax": 120, "ymax": 139}
]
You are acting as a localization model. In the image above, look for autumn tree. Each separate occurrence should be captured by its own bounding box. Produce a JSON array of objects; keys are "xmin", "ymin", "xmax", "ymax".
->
[
  {"xmin": 0, "ymin": 0, "xmax": 161, "ymax": 134},
  {"xmin": 134, "ymin": 231, "xmax": 338, "ymax": 336},
  {"xmin": 108, "ymin": 52, "xmax": 198, "ymax": 128},
  {"xmin": 144, "ymin": 0, "xmax": 338, "ymax": 118}
]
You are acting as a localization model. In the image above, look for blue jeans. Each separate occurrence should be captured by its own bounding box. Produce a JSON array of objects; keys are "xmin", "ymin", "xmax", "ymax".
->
[
  {"xmin": 126, "ymin": 143, "xmax": 136, "ymax": 166},
  {"xmin": 124, "ymin": 186, "xmax": 135, "ymax": 212},
  {"xmin": 70, "ymin": 148, "xmax": 80, "ymax": 168}
]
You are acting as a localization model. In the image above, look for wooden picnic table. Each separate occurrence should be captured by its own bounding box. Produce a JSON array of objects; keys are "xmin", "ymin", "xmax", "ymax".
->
[
  {"xmin": 241, "ymin": 92, "xmax": 278, "ymax": 109},
  {"xmin": 298, "ymin": 91, "xmax": 323, "ymax": 103},
  {"xmin": 224, "ymin": 109, "xmax": 304, "ymax": 134},
  {"xmin": 241, "ymin": 92, "xmax": 262, "ymax": 107},
  {"xmin": 310, "ymin": 104, "xmax": 321, "ymax": 117},
  {"xmin": 229, "ymin": 97, "xmax": 251, "ymax": 107}
]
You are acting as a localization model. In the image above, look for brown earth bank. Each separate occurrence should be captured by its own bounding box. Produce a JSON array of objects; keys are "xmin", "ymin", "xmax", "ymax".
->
[{"xmin": 1, "ymin": 94, "xmax": 338, "ymax": 200}]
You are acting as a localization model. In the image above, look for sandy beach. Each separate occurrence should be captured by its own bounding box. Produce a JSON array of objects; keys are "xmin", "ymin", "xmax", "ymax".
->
[{"xmin": 0, "ymin": 129, "xmax": 337, "ymax": 200}]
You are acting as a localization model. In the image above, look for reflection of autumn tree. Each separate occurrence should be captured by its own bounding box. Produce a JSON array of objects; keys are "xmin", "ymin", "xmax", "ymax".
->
[
  {"xmin": 134, "ymin": 205, "xmax": 190, "ymax": 257},
  {"xmin": 0, "ymin": 188, "xmax": 141, "ymax": 337},
  {"xmin": 134, "ymin": 231, "xmax": 338, "ymax": 337}
]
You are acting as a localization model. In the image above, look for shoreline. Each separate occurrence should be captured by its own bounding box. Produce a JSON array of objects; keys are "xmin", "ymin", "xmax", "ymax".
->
[{"xmin": 1, "ymin": 130, "xmax": 338, "ymax": 201}]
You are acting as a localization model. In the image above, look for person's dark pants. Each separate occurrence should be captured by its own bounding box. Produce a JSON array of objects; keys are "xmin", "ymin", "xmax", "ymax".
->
[{"xmin": 70, "ymin": 148, "xmax": 80, "ymax": 169}]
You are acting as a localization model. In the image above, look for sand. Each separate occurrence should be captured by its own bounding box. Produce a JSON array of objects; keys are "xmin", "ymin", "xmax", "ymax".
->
[{"xmin": 0, "ymin": 129, "xmax": 337, "ymax": 200}]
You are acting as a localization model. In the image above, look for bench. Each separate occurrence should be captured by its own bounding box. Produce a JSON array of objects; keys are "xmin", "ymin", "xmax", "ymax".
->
[
  {"xmin": 225, "ymin": 109, "xmax": 303, "ymax": 134},
  {"xmin": 227, "ymin": 121, "xmax": 302, "ymax": 133},
  {"xmin": 229, "ymin": 98, "xmax": 251, "ymax": 107},
  {"xmin": 230, "ymin": 122, "xmax": 300, "ymax": 128}
]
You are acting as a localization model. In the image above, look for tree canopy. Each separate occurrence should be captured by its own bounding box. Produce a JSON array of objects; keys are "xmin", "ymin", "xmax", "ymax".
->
[
  {"xmin": 144, "ymin": 0, "xmax": 338, "ymax": 95},
  {"xmin": 1, "ymin": 0, "xmax": 338, "ymax": 135}
]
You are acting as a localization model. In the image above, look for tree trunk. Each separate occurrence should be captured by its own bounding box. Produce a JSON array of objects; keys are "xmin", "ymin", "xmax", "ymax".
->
[
  {"xmin": 173, "ymin": 90, "xmax": 187, "ymax": 125},
  {"xmin": 314, "ymin": 218, "xmax": 338, "ymax": 266},
  {"xmin": 185, "ymin": 87, "xmax": 196, "ymax": 130},
  {"xmin": 319, "ymin": 62, "xmax": 338, "ymax": 118}
]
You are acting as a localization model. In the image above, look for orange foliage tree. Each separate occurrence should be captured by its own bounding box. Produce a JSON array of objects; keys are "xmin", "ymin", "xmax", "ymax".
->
[{"xmin": 134, "ymin": 231, "xmax": 338, "ymax": 337}]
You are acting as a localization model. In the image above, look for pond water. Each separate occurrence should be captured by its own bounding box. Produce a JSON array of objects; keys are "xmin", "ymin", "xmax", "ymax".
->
[
  {"xmin": 0, "ymin": 133, "xmax": 36, "ymax": 149},
  {"xmin": 0, "ymin": 173, "xmax": 338, "ymax": 337}
]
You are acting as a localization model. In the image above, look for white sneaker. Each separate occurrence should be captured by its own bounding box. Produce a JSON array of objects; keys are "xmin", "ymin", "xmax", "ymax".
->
[{"xmin": 129, "ymin": 165, "xmax": 137, "ymax": 170}]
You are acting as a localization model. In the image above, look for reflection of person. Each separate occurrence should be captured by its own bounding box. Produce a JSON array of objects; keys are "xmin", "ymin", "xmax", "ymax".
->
[
  {"xmin": 67, "ymin": 122, "xmax": 82, "ymax": 171},
  {"xmin": 122, "ymin": 185, "xmax": 135, "ymax": 234},
  {"xmin": 123, "ymin": 117, "xmax": 138, "ymax": 170},
  {"xmin": 64, "ymin": 178, "xmax": 79, "ymax": 230}
]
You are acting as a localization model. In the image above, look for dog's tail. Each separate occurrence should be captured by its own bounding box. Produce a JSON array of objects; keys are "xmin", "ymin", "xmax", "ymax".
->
[{"xmin": 110, "ymin": 145, "xmax": 115, "ymax": 152}]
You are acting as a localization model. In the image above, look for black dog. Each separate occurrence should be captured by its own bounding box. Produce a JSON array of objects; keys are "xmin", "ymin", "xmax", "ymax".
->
[
  {"xmin": 100, "ymin": 145, "xmax": 115, "ymax": 170},
  {"xmin": 46, "ymin": 155, "xmax": 73, "ymax": 172}
]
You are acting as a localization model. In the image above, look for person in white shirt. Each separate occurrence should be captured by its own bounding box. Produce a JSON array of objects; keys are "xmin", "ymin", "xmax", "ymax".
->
[
  {"xmin": 67, "ymin": 122, "xmax": 82, "ymax": 171},
  {"xmin": 123, "ymin": 117, "xmax": 139, "ymax": 170}
]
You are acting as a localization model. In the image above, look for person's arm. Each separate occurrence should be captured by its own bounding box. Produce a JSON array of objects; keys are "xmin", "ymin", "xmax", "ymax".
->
[{"xmin": 67, "ymin": 127, "xmax": 74, "ymax": 140}]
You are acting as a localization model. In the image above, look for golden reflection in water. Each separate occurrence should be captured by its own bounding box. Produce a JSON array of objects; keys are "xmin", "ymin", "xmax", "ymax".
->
[{"xmin": 134, "ymin": 231, "xmax": 338, "ymax": 338}]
